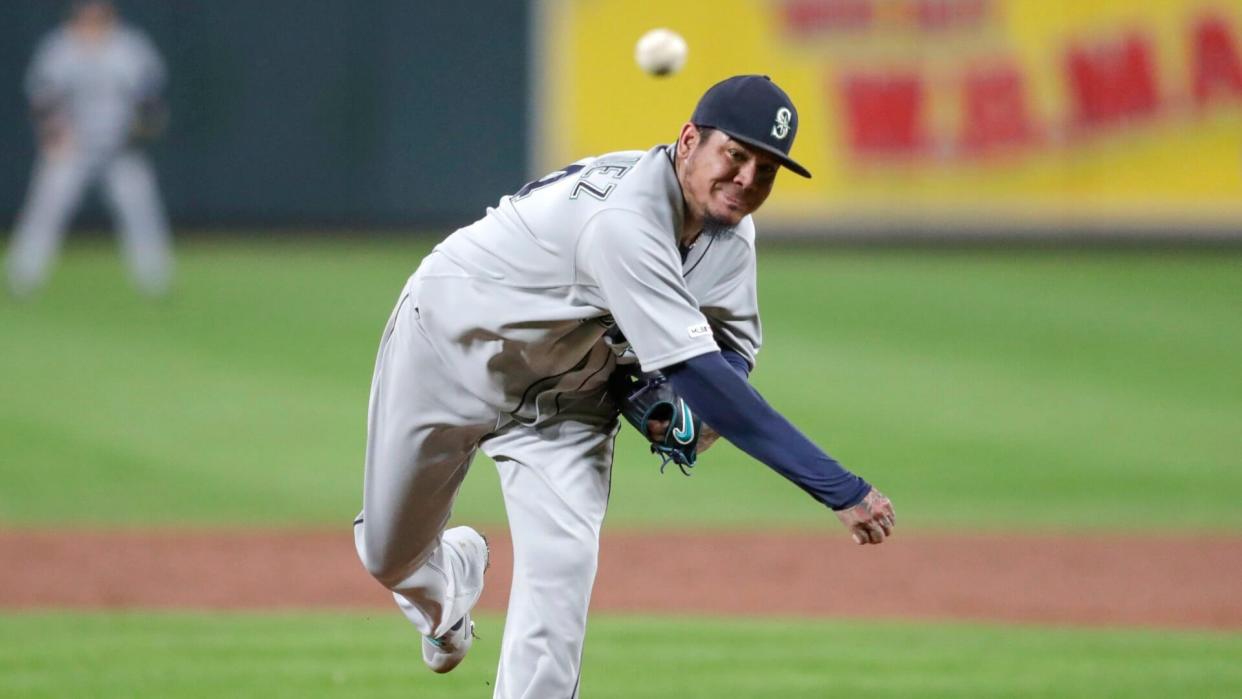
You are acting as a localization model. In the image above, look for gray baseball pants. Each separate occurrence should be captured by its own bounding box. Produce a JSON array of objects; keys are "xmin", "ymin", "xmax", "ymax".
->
[
  {"xmin": 7, "ymin": 145, "xmax": 172, "ymax": 295},
  {"xmin": 354, "ymin": 269, "xmax": 618, "ymax": 698}
]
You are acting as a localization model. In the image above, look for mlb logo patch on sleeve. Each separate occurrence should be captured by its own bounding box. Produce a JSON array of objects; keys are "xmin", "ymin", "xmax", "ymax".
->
[{"xmin": 687, "ymin": 323, "xmax": 712, "ymax": 339}]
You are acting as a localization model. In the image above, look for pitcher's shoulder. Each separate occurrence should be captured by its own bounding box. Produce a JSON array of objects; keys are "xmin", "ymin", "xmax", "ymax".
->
[
  {"xmin": 591, "ymin": 149, "xmax": 648, "ymax": 166},
  {"xmin": 730, "ymin": 217, "xmax": 757, "ymax": 249}
]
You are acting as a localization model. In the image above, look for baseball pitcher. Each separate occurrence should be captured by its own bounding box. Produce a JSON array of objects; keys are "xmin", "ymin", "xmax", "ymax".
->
[{"xmin": 354, "ymin": 75, "xmax": 896, "ymax": 698}]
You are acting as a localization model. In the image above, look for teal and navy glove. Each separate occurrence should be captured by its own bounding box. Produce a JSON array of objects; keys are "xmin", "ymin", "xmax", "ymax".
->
[{"xmin": 608, "ymin": 364, "xmax": 701, "ymax": 475}]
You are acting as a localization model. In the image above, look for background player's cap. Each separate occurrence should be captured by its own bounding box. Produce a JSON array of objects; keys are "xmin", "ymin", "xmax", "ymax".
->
[{"xmin": 690, "ymin": 75, "xmax": 812, "ymax": 179}]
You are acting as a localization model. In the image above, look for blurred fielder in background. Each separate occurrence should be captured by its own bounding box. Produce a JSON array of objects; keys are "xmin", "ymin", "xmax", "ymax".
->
[
  {"xmin": 6, "ymin": 0, "xmax": 173, "ymax": 298},
  {"xmin": 354, "ymin": 74, "xmax": 895, "ymax": 698}
]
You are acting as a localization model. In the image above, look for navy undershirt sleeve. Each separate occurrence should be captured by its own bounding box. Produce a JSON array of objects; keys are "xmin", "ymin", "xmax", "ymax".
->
[
  {"xmin": 719, "ymin": 347, "xmax": 751, "ymax": 378},
  {"xmin": 665, "ymin": 352, "xmax": 871, "ymax": 510}
]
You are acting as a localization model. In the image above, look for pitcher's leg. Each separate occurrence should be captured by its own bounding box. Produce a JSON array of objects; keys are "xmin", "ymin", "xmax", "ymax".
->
[
  {"xmin": 354, "ymin": 518, "xmax": 489, "ymax": 640},
  {"xmin": 355, "ymin": 284, "xmax": 497, "ymax": 638},
  {"xmin": 101, "ymin": 151, "xmax": 173, "ymax": 295},
  {"xmin": 6, "ymin": 154, "xmax": 91, "ymax": 295},
  {"xmin": 483, "ymin": 415, "xmax": 618, "ymax": 699}
]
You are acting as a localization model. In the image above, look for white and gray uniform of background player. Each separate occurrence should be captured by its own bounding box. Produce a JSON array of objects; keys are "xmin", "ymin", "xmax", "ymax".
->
[
  {"xmin": 6, "ymin": 1, "xmax": 173, "ymax": 297},
  {"xmin": 355, "ymin": 75, "xmax": 892, "ymax": 699}
]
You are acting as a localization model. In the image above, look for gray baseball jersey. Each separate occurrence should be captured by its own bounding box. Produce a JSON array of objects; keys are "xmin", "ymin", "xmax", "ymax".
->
[
  {"xmin": 26, "ymin": 24, "xmax": 165, "ymax": 151},
  {"xmin": 426, "ymin": 144, "xmax": 762, "ymax": 422}
]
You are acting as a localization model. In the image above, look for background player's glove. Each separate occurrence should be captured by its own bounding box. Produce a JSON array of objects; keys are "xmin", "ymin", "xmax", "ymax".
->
[
  {"xmin": 129, "ymin": 97, "xmax": 169, "ymax": 144},
  {"xmin": 30, "ymin": 99, "xmax": 69, "ymax": 152},
  {"xmin": 609, "ymin": 364, "xmax": 701, "ymax": 475}
]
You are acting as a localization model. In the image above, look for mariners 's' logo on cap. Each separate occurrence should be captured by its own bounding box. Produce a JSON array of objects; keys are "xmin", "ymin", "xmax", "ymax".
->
[{"xmin": 771, "ymin": 107, "xmax": 792, "ymax": 140}]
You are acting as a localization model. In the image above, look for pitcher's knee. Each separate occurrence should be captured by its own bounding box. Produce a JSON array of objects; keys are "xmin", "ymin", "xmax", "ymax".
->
[
  {"xmin": 362, "ymin": 545, "xmax": 426, "ymax": 589},
  {"xmin": 355, "ymin": 523, "xmax": 435, "ymax": 590}
]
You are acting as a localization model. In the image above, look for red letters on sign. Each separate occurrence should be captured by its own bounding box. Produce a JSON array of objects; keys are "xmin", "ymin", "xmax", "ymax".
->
[
  {"xmin": 959, "ymin": 64, "xmax": 1036, "ymax": 154},
  {"xmin": 780, "ymin": 0, "xmax": 990, "ymax": 34},
  {"xmin": 1192, "ymin": 15, "xmax": 1242, "ymax": 106},
  {"xmin": 841, "ymin": 73, "xmax": 927, "ymax": 156},
  {"xmin": 1066, "ymin": 34, "xmax": 1160, "ymax": 128},
  {"xmin": 782, "ymin": 0, "xmax": 872, "ymax": 34},
  {"xmin": 827, "ymin": 15, "xmax": 1242, "ymax": 163},
  {"xmin": 916, "ymin": 0, "xmax": 989, "ymax": 31}
]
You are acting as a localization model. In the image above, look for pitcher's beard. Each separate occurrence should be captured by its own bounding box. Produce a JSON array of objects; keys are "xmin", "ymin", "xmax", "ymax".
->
[{"xmin": 702, "ymin": 212, "xmax": 739, "ymax": 232}]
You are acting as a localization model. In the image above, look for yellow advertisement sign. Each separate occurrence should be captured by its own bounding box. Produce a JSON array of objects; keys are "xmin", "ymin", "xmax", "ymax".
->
[{"xmin": 534, "ymin": 0, "xmax": 1242, "ymax": 233}]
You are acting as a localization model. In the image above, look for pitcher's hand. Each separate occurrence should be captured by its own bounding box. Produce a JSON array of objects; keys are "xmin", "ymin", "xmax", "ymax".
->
[{"xmin": 834, "ymin": 488, "xmax": 895, "ymax": 545}]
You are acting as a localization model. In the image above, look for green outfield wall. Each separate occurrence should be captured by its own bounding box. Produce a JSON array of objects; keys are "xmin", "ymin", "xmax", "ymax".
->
[{"xmin": 0, "ymin": 1, "xmax": 530, "ymax": 228}]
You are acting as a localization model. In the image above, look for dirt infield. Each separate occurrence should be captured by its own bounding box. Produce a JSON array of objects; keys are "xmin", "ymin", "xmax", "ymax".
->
[{"xmin": 3, "ymin": 529, "xmax": 1240, "ymax": 629}]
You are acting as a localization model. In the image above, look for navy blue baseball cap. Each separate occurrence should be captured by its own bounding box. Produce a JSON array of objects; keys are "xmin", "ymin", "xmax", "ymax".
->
[{"xmin": 690, "ymin": 75, "xmax": 812, "ymax": 178}]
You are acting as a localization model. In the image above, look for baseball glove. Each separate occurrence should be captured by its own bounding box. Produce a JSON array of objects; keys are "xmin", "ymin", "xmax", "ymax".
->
[
  {"xmin": 129, "ymin": 97, "xmax": 169, "ymax": 144},
  {"xmin": 30, "ymin": 100, "xmax": 68, "ymax": 150},
  {"xmin": 608, "ymin": 364, "xmax": 700, "ymax": 475}
]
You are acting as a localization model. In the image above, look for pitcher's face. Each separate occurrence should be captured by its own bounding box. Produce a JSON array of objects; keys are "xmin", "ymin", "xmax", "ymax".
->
[{"xmin": 676, "ymin": 125, "xmax": 779, "ymax": 228}]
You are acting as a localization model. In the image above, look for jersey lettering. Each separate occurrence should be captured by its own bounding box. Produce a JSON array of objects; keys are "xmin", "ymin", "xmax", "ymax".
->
[
  {"xmin": 513, "ymin": 163, "xmax": 586, "ymax": 200},
  {"xmin": 570, "ymin": 180, "xmax": 615, "ymax": 200},
  {"xmin": 569, "ymin": 163, "xmax": 633, "ymax": 201}
]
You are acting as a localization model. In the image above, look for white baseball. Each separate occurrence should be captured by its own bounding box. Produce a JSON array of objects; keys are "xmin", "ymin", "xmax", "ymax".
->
[{"xmin": 634, "ymin": 28, "xmax": 688, "ymax": 77}]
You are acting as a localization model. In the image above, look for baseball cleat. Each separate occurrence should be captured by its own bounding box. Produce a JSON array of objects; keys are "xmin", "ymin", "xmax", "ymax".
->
[
  {"xmin": 421, "ymin": 527, "xmax": 489, "ymax": 674},
  {"xmin": 422, "ymin": 614, "xmax": 476, "ymax": 674}
]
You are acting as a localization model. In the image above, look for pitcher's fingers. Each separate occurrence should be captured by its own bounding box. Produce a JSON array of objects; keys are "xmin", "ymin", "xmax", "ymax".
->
[
  {"xmin": 877, "ymin": 516, "xmax": 893, "ymax": 536},
  {"xmin": 858, "ymin": 521, "xmax": 882, "ymax": 544},
  {"xmin": 870, "ymin": 521, "xmax": 888, "ymax": 543}
]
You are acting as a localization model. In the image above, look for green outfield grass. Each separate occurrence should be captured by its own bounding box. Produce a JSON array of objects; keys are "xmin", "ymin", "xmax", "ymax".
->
[
  {"xmin": 0, "ymin": 611, "xmax": 1238, "ymax": 698},
  {"xmin": 1, "ymin": 238, "xmax": 1239, "ymax": 530}
]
